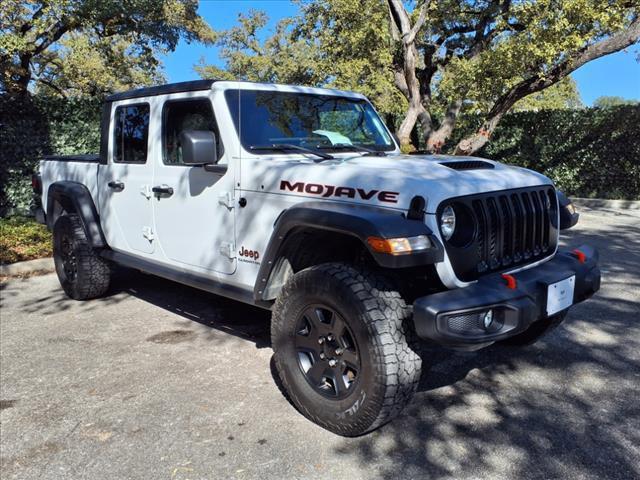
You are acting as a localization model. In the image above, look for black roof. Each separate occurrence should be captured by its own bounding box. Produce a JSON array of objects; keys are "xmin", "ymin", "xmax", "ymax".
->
[{"xmin": 105, "ymin": 80, "xmax": 217, "ymax": 102}]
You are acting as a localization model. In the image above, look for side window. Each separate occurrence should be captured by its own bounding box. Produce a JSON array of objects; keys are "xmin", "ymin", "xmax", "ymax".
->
[
  {"xmin": 162, "ymin": 98, "xmax": 223, "ymax": 165},
  {"xmin": 113, "ymin": 104, "xmax": 150, "ymax": 163}
]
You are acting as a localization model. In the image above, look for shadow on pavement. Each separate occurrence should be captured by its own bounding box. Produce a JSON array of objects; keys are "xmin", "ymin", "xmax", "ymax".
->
[
  {"xmin": 332, "ymin": 212, "xmax": 640, "ymax": 478},
  {"xmin": 6, "ymin": 209, "xmax": 638, "ymax": 478}
]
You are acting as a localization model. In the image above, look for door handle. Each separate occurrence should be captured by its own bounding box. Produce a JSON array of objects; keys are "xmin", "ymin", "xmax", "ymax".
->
[
  {"xmin": 108, "ymin": 181, "xmax": 125, "ymax": 191},
  {"xmin": 152, "ymin": 185, "xmax": 174, "ymax": 197}
]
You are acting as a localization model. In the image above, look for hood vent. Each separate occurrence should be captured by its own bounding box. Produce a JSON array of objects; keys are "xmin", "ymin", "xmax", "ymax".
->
[{"xmin": 440, "ymin": 160, "xmax": 494, "ymax": 170}]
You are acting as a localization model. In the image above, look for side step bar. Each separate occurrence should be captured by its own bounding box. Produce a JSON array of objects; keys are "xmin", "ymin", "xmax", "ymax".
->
[{"xmin": 100, "ymin": 250, "xmax": 272, "ymax": 310}]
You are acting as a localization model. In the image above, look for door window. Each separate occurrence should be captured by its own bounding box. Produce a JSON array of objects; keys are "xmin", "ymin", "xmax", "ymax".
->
[
  {"xmin": 113, "ymin": 104, "xmax": 150, "ymax": 163},
  {"xmin": 162, "ymin": 98, "xmax": 223, "ymax": 165}
]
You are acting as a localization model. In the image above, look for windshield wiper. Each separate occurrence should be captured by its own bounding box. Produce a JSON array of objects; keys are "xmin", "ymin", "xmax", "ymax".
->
[
  {"xmin": 249, "ymin": 143, "xmax": 334, "ymax": 160},
  {"xmin": 316, "ymin": 143, "xmax": 387, "ymax": 157}
]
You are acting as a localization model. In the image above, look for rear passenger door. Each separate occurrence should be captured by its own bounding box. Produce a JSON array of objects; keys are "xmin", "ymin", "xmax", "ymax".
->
[
  {"xmin": 98, "ymin": 100, "xmax": 156, "ymax": 255},
  {"xmin": 151, "ymin": 94, "xmax": 236, "ymax": 275}
]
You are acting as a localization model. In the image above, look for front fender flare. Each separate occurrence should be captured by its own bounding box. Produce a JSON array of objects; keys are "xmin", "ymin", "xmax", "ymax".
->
[{"xmin": 254, "ymin": 201, "xmax": 443, "ymax": 301}]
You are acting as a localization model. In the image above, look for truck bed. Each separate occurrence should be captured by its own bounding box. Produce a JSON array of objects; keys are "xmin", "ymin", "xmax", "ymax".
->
[{"xmin": 40, "ymin": 155, "xmax": 101, "ymax": 217}]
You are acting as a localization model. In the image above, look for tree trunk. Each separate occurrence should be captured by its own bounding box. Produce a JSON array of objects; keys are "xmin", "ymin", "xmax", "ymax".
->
[
  {"xmin": 424, "ymin": 99, "xmax": 463, "ymax": 153},
  {"xmin": 387, "ymin": 0, "xmax": 431, "ymax": 151}
]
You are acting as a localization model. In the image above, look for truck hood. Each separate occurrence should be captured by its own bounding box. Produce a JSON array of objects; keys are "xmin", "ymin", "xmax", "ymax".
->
[{"xmin": 242, "ymin": 153, "xmax": 553, "ymax": 213}]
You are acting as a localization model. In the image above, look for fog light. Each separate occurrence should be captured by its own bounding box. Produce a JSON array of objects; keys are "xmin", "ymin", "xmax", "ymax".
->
[{"xmin": 483, "ymin": 310, "xmax": 494, "ymax": 330}]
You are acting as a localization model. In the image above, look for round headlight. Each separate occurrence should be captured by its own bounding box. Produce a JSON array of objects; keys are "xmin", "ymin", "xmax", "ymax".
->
[{"xmin": 440, "ymin": 205, "xmax": 456, "ymax": 240}]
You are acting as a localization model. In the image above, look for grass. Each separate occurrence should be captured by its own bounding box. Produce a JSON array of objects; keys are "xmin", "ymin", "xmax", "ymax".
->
[{"xmin": 0, "ymin": 216, "xmax": 53, "ymax": 264}]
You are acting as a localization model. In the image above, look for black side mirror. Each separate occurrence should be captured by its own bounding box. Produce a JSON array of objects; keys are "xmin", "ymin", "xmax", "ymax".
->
[
  {"xmin": 557, "ymin": 191, "xmax": 579, "ymax": 230},
  {"xmin": 180, "ymin": 130, "xmax": 218, "ymax": 166}
]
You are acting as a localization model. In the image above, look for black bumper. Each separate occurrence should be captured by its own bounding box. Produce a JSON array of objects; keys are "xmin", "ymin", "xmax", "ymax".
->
[{"xmin": 413, "ymin": 245, "xmax": 601, "ymax": 350}]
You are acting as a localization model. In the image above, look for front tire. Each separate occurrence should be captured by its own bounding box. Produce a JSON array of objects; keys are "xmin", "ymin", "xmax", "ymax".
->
[
  {"xmin": 53, "ymin": 214, "xmax": 111, "ymax": 300},
  {"xmin": 271, "ymin": 263, "xmax": 421, "ymax": 436}
]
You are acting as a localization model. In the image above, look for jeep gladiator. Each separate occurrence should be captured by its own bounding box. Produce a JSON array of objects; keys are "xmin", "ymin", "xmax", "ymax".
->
[{"xmin": 34, "ymin": 80, "xmax": 601, "ymax": 436}]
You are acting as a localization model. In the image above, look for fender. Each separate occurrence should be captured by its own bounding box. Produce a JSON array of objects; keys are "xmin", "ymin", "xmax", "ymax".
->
[
  {"xmin": 46, "ymin": 181, "xmax": 107, "ymax": 248},
  {"xmin": 254, "ymin": 201, "xmax": 443, "ymax": 301},
  {"xmin": 557, "ymin": 191, "xmax": 579, "ymax": 230}
]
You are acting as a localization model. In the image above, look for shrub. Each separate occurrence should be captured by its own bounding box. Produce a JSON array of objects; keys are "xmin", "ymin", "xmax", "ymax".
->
[
  {"xmin": 449, "ymin": 105, "xmax": 640, "ymax": 200},
  {"xmin": 0, "ymin": 216, "xmax": 53, "ymax": 264},
  {"xmin": 0, "ymin": 95, "xmax": 101, "ymax": 215}
]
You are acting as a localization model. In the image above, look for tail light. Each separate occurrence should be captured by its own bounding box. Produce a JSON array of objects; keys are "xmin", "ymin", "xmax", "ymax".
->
[{"xmin": 32, "ymin": 174, "xmax": 42, "ymax": 195}]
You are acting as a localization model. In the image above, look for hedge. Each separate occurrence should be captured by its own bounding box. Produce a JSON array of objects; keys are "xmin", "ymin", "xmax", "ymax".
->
[
  {"xmin": 452, "ymin": 106, "xmax": 640, "ymax": 201},
  {"xmin": 0, "ymin": 95, "xmax": 638, "ymax": 215},
  {"xmin": 0, "ymin": 95, "xmax": 101, "ymax": 215}
]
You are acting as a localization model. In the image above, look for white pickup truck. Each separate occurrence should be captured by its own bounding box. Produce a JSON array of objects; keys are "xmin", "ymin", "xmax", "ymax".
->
[{"xmin": 34, "ymin": 80, "xmax": 600, "ymax": 436}]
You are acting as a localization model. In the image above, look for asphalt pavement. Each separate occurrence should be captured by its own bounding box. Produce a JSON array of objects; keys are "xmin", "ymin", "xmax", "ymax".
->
[{"xmin": 1, "ymin": 206, "xmax": 639, "ymax": 480}]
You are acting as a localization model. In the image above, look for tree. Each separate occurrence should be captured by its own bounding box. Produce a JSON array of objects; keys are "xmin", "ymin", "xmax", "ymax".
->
[
  {"xmin": 196, "ymin": 10, "xmax": 322, "ymax": 87},
  {"xmin": 0, "ymin": 0, "xmax": 215, "ymax": 97},
  {"xmin": 196, "ymin": 3, "xmax": 408, "ymax": 121},
  {"xmin": 593, "ymin": 95, "xmax": 639, "ymax": 107},
  {"xmin": 387, "ymin": 0, "xmax": 640, "ymax": 154},
  {"xmin": 201, "ymin": 0, "xmax": 639, "ymax": 154}
]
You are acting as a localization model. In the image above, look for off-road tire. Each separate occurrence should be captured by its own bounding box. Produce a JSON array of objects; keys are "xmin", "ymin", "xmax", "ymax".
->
[
  {"xmin": 271, "ymin": 262, "xmax": 421, "ymax": 436},
  {"xmin": 499, "ymin": 312, "xmax": 568, "ymax": 346},
  {"xmin": 53, "ymin": 214, "xmax": 111, "ymax": 300}
]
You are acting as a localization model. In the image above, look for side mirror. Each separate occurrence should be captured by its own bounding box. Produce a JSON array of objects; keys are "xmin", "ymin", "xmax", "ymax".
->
[{"xmin": 180, "ymin": 130, "xmax": 218, "ymax": 166}]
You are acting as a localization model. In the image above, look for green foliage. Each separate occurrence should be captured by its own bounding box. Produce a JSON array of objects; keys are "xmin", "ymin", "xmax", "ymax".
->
[
  {"xmin": 0, "ymin": 216, "xmax": 52, "ymax": 264},
  {"xmin": 465, "ymin": 105, "xmax": 640, "ymax": 200},
  {"xmin": 593, "ymin": 96, "xmax": 640, "ymax": 108},
  {"xmin": 1, "ymin": 0, "xmax": 215, "ymax": 96},
  {"xmin": 436, "ymin": 0, "xmax": 635, "ymax": 111},
  {"xmin": 0, "ymin": 94, "xmax": 102, "ymax": 214},
  {"xmin": 203, "ymin": 0, "xmax": 638, "ymax": 150},
  {"xmin": 196, "ymin": 2, "xmax": 407, "ymax": 119},
  {"xmin": 196, "ymin": 9, "xmax": 327, "ymax": 87}
]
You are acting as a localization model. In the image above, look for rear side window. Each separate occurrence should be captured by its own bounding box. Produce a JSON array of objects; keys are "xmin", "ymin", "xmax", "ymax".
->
[
  {"xmin": 113, "ymin": 104, "xmax": 150, "ymax": 163},
  {"xmin": 162, "ymin": 98, "xmax": 223, "ymax": 165}
]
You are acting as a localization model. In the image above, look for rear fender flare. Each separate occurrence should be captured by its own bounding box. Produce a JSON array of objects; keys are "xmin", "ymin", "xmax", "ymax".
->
[{"xmin": 46, "ymin": 181, "xmax": 107, "ymax": 248}]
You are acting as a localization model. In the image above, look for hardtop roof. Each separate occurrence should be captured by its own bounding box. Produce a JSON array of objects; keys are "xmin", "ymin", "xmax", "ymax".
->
[
  {"xmin": 105, "ymin": 80, "xmax": 217, "ymax": 102},
  {"xmin": 104, "ymin": 80, "xmax": 366, "ymax": 103}
]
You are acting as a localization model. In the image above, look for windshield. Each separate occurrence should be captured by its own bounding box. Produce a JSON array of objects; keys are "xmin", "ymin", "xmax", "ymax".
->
[{"xmin": 225, "ymin": 89, "xmax": 395, "ymax": 153}]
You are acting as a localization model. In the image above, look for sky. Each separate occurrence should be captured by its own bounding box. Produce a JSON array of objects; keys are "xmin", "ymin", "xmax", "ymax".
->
[{"xmin": 163, "ymin": 0, "xmax": 640, "ymax": 106}]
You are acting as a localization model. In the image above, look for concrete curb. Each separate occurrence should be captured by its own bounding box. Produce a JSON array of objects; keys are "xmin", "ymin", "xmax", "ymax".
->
[
  {"xmin": 571, "ymin": 197, "xmax": 640, "ymax": 210},
  {"xmin": 0, "ymin": 257, "xmax": 54, "ymax": 277}
]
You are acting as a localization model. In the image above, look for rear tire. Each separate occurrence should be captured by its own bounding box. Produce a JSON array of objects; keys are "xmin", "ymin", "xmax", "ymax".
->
[
  {"xmin": 500, "ymin": 312, "xmax": 567, "ymax": 346},
  {"xmin": 53, "ymin": 214, "xmax": 111, "ymax": 300},
  {"xmin": 271, "ymin": 262, "xmax": 421, "ymax": 436}
]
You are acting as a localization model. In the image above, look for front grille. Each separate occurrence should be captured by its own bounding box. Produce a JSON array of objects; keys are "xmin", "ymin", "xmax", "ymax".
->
[{"xmin": 440, "ymin": 186, "xmax": 558, "ymax": 282}]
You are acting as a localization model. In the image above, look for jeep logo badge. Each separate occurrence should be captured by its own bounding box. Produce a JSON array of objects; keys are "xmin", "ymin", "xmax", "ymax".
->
[{"xmin": 238, "ymin": 246, "xmax": 260, "ymax": 264}]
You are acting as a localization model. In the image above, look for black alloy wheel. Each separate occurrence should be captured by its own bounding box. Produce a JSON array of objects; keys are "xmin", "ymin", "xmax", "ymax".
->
[{"xmin": 294, "ymin": 305, "xmax": 361, "ymax": 399}]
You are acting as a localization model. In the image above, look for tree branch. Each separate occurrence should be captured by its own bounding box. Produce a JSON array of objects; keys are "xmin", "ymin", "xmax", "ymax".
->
[
  {"xmin": 35, "ymin": 77, "xmax": 67, "ymax": 98},
  {"xmin": 490, "ymin": 17, "xmax": 640, "ymax": 119},
  {"xmin": 455, "ymin": 18, "xmax": 640, "ymax": 155}
]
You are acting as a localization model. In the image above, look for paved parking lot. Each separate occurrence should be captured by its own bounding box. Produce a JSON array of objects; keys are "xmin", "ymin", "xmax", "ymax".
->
[{"xmin": 1, "ymin": 206, "xmax": 639, "ymax": 480}]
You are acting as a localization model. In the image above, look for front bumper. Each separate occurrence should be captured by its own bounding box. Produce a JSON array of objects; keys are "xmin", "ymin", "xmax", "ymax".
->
[{"xmin": 413, "ymin": 245, "xmax": 600, "ymax": 350}]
